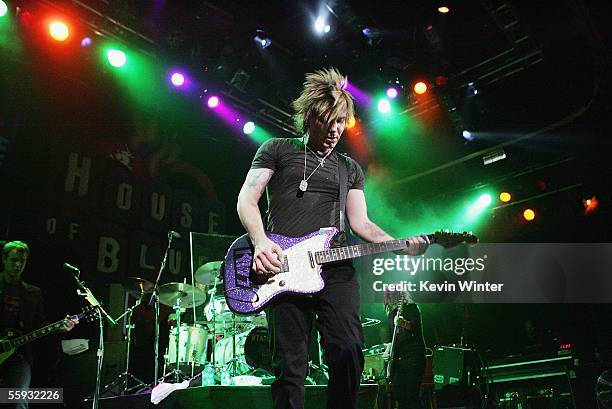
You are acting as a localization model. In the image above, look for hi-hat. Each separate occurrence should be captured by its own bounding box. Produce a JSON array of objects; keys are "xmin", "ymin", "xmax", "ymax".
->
[
  {"xmin": 123, "ymin": 277, "xmax": 154, "ymax": 298},
  {"xmin": 195, "ymin": 261, "xmax": 223, "ymax": 285},
  {"xmin": 158, "ymin": 282, "xmax": 207, "ymax": 308}
]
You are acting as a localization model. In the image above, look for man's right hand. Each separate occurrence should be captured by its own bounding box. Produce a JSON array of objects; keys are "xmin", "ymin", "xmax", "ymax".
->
[{"xmin": 252, "ymin": 237, "xmax": 284, "ymax": 275}]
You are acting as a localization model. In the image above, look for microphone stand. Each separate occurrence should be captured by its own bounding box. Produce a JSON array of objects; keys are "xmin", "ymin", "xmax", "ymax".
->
[
  {"xmin": 149, "ymin": 231, "xmax": 175, "ymax": 386},
  {"xmin": 71, "ymin": 270, "xmax": 115, "ymax": 409}
]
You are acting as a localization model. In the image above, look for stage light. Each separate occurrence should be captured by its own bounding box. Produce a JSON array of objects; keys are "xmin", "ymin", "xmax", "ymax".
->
[
  {"xmin": 314, "ymin": 16, "xmax": 330, "ymax": 34},
  {"xmin": 347, "ymin": 116, "xmax": 356, "ymax": 129},
  {"xmin": 107, "ymin": 49, "xmax": 126, "ymax": 67},
  {"xmin": 462, "ymin": 130, "xmax": 474, "ymax": 141},
  {"xmin": 254, "ymin": 31, "xmax": 272, "ymax": 49},
  {"xmin": 81, "ymin": 37, "xmax": 92, "ymax": 47},
  {"xmin": 207, "ymin": 96, "xmax": 219, "ymax": 108},
  {"xmin": 499, "ymin": 192, "xmax": 512, "ymax": 203},
  {"xmin": 413, "ymin": 81, "xmax": 428, "ymax": 95},
  {"xmin": 243, "ymin": 121, "xmax": 255, "ymax": 135},
  {"xmin": 583, "ymin": 196, "xmax": 599, "ymax": 215},
  {"xmin": 377, "ymin": 98, "xmax": 391, "ymax": 114},
  {"xmin": 435, "ymin": 75, "xmax": 448, "ymax": 86},
  {"xmin": 467, "ymin": 82, "xmax": 478, "ymax": 95},
  {"xmin": 523, "ymin": 208, "xmax": 536, "ymax": 221},
  {"xmin": 438, "ymin": 6, "xmax": 450, "ymax": 14},
  {"xmin": 49, "ymin": 21, "xmax": 70, "ymax": 42},
  {"xmin": 386, "ymin": 87, "xmax": 398, "ymax": 99},
  {"xmin": 477, "ymin": 194, "xmax": 492, "ymax": 207},
  {"xmin": 0, "ymin": 1, "xmax": 8, "ymax": 18},
  {"xmin": 465, "ymin": 191, "xmax": 493, "ymax": 222},
  {"xmin": 170, "ymin": 72, "xmax": 185, "ymax": 87}
]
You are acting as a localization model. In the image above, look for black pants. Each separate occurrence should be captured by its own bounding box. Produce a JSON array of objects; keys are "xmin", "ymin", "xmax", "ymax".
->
[
  {"xmin": 391, "ymin": 354, "xmax": 426, "ymax": 409},
  {"xmin": 0, "ymin": 353, "xmax": 31, "ymax": 409},
  {"xmin": 268, "ymin": 264, "xmax": 364, "ymax": 409}
]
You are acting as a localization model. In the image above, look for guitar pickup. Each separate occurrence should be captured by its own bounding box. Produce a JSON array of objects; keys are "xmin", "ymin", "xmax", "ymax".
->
[{"xmin": 308, "ymin": 251, "xmax": 315, "ymax": 268}]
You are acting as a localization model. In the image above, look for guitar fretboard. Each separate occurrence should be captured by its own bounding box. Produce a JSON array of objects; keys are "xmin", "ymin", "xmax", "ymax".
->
[
  {"xmin": 6, "ymin": 318, "xmax": 73, "ymax": 350},
  {"xmin": 314, "ymin": 238, "xmax": 416, "ymax": 264},
  {"xmin": 9, "ymin": 321, "xmax": 62, "ymax": 349}
]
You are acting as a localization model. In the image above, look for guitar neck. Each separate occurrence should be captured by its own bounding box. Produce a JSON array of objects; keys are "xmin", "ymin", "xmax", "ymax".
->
[
  {"xmin": 314, "ymin": 235, "xmax": 433, "ymax": 265},
  {"xmin": 7, "ymin": 316, "xmax": 75, "ymax": 351}
]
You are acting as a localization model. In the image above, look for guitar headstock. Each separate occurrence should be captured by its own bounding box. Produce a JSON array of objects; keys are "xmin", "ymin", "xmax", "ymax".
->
[
  {"xmin": 430, "ymin": 231, "xmax": 478, "ymax": 248},
  {"xmin": 78, "ymin": 305, "xmax": 99, "ymax": 324}
]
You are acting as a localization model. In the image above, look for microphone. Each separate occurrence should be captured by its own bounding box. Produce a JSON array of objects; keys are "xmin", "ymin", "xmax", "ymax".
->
[
  {"xmin": 168, "ymin": 230, "xmax": 181, "ymax": 239},
  {"xmin": 63, "ymin": 263, "xmax": 81, "ymax": 274}
]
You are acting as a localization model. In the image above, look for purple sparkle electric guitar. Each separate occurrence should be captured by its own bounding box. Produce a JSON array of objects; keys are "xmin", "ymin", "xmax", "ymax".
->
[{"xmin": 223, "ymin": 227, "xmax": 477, "ymax": 315}]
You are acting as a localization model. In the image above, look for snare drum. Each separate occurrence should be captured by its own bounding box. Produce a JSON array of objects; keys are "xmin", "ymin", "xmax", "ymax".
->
[
  {"xmin": 214, "ymin": 326, "xmax": 272, "ymax": 374},
  {"xmin": 166, "ymin": 324, "xmax": 209, "ymax": 369}
]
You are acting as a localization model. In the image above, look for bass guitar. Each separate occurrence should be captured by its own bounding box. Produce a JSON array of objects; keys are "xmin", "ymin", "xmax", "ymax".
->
[{"xmin": 223, "ymin": 227, "xmax": 477, "ymax": 315}]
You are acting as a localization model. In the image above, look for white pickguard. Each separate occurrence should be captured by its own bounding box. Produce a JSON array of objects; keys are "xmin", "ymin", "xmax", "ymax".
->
[{"xmin": 252, "ymin": 234, "xmax": 329, "ymax": 309}]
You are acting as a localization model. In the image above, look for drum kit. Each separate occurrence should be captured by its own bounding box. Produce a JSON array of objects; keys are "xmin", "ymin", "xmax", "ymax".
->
[
  {"xmin": 106, "ymin": 261, "xmax": 384, "ymax": 392},
  {"xmin": 114, "ymin": 261, "xmax": 271, "ymax": 389}
]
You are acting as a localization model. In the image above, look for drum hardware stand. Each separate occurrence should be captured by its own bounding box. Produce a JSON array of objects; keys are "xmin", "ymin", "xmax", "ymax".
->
[
  {"xmin": 159, "ymin": 299, "xmax": 193, "ymax": 384},
  {"xmin": 172, "ymin": 297, "xmax": 184, "ymax": 383},
  {"xmin": 222, "ymin": 316, "xmax": 243, "ymax": 378},
  {"xmin": 149, "ymin": 230, "xmax": 177, "ymax": 386},
  {"xmin": 99, "ymin": 292, "xmax": 147, "ymax": 395}
]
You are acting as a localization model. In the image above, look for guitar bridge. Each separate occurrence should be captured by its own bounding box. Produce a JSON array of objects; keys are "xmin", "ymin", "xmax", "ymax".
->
[{"xmin": 308, "ymin": 251, "xmax": 315, "ymax": 268}]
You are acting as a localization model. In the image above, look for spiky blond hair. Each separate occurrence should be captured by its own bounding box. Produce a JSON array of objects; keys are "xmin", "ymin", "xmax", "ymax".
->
[{"xmin": 293, "ymin": 67, "xmax": 355, "ymax": 134}]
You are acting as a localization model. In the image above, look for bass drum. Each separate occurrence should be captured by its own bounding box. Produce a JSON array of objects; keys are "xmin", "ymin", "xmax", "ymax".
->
[{"xmin": 214, "ymin": 326, "xmax": 272, "ymax": 374}]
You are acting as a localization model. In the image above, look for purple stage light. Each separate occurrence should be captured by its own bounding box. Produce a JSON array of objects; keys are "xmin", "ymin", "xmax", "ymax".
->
[
  {"xmin": 170, "ymin": 72, "xmax": 185, "ymax": 87},
  {"xmin": 386, "ymin": 87, "xmax": 398, "ymax": 99},
  {"xmin": 207, "ymin": 96, "xmax": 220, "ymax": 108},
  {"xmin": 345, "ymin": 82, "xmax": 372, "ymax": 106},
  {"xmin": 81, "ymin": 37, "xmax": 92, "ymax": 48}
]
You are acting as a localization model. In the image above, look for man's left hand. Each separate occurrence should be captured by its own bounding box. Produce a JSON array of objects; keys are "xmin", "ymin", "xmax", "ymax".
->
[
  {"xmin": 60, "ymin": 316, "xmax": 78, "ymax": 332},
  {"xmin": 400, "ymin": 234, "xmax": 430, "ymax": 256}
]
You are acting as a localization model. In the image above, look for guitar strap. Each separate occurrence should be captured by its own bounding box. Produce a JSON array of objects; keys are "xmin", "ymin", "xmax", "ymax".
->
[{"xmin": 338, "ymin": 153, "xmax": 348, "ymax": 233}]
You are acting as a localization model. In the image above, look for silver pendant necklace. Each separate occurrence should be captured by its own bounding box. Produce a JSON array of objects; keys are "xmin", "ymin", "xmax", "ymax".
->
[{"xmin": 300, "ymin": 139, "xmax": 332, "ymax": 192}]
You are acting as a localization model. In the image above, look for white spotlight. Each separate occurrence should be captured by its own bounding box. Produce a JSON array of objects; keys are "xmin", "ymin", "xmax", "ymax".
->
[
  {"xmin": 254, "ymin": 30, "xmax": 272, "ymax": 49},
  {"xmin": 314, "ymin": 16, "xmax": 329, "ymax": 34}
]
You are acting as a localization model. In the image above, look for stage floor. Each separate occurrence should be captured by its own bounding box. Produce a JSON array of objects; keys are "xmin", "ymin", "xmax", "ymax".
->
[{"xmin": 75, "ymin": 384, "xmax": 380, "ymax": 409}]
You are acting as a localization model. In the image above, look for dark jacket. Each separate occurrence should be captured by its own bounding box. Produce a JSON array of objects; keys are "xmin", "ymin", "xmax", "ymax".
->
[{"xmin": 0, "ymin": 277, "xmax": 47, "ymax": 364}]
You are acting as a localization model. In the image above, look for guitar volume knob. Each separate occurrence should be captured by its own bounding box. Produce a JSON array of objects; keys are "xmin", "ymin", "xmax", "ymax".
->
[{"xmin": 279, "ymin": 280, "xmax": 286, "ymax": 287}]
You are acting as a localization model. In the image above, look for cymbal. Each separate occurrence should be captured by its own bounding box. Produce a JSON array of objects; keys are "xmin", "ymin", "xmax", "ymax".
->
[
  {"xmin": 123, "ymin": 277, "xmax": 154, "ymax": 298},
  {"xmin": 158, "ymin": 282, "xmax": 207, "ymax": 308},
  {"xmin": 195, "ymin": 261, "xmax": 223, "ymax": 285}
]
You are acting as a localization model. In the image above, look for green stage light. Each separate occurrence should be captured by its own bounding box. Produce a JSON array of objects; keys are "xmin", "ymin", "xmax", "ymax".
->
[
  {"xmin": 377, "ymin": 98, "xmax": 391, "ymax": 114},
  {"xmin": 107, "ymin": 49, "xmax": 127, "ymax": 67},
  {"xmin": 0, "ymin": 1, "xmax": 8, "ymax": 18}
]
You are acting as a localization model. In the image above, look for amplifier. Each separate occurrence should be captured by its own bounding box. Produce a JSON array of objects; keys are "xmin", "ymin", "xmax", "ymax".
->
[{"xmin": 432, "ymin": 345, "xmax": 479, "ymax": 389}]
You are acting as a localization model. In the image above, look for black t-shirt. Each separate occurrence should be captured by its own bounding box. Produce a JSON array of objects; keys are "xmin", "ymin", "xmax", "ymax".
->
[
  {"xmin": 251, "ymin": 138, "xmax": 365, "ymax": 244},
  {"xmin": 1, "ymin": 283, "xmax": 21, "ymax": 329}
]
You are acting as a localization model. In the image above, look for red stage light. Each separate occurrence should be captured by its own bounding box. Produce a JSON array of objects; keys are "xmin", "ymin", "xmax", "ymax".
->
[
  {"xmin": 523, "ymin": 208, "xmax": 536, "ymax": 221},
  {"xmin": 413, "ymin": 81, "xmax": 428, "ymax": 95},
  {"xmin": 49, "ymin": 21, "xmax": 70, "ymax": 42},
  {"xmin": 583, "ymin": 196, "xmax": 599, "ymax": 215}
]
